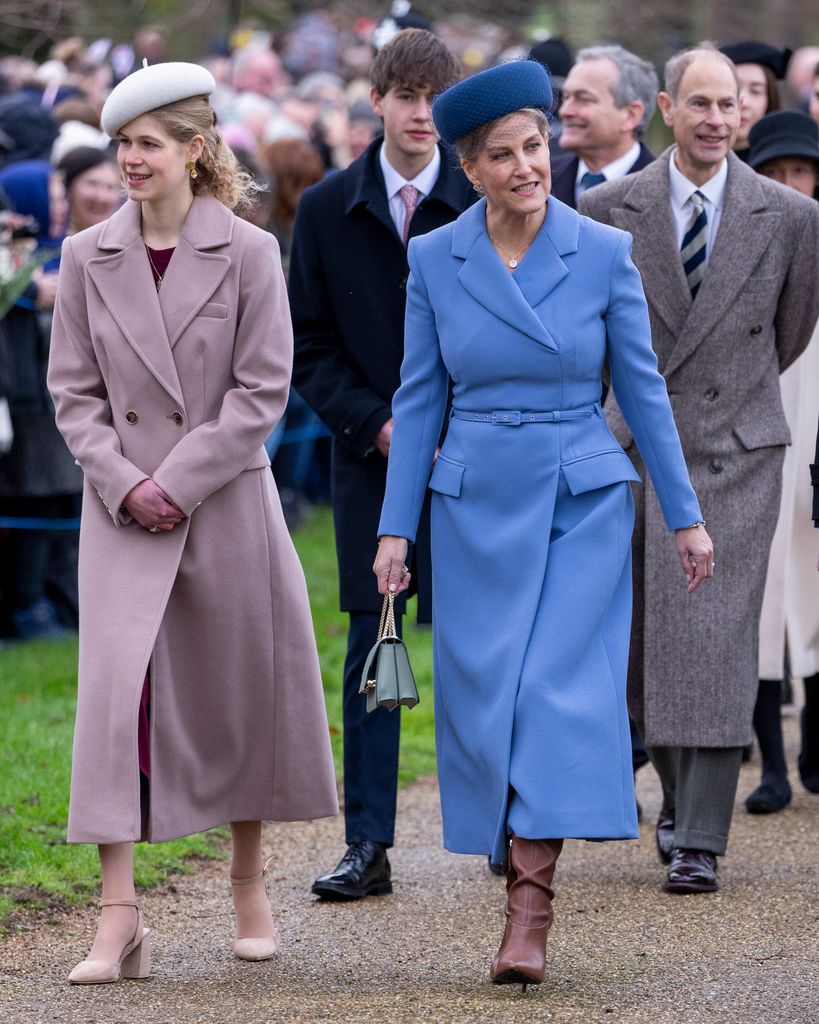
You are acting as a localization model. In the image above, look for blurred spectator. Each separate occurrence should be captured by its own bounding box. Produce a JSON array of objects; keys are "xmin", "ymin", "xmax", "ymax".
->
[
  {"xmin": 746, "ymin": 110, "xmax": 819, "ymax": 812},
  {"xmin": 260, "ymin": 138, "xmax": 325, "ymax": 270},
  {"xmin": 785, "ymin": 45, "xmax": 819, "ymax": 107},
  {"xmin": 529, "ymin": 35, "xmax": 574, "ymax": 145},
  {"xmin": 553, "ymin": 44, "xmax": 657, "ymax": 209},
  {"xmin": 0, "ymin": 93, "xmax": 59, "ymax": 168},
  {"xmin": 57, "ymin": 146, "xmax": 120, "ymax": 234},
  {"xmin": 809, "ymin": 63, "xmax": 819, "ymax": 125},
  {"xmin": 720, "ymin": 42, "xmax": 790, "ymax": 161},
  {"xmin": 0, "ymin": 159, "xmax": 80, "ymax": 639},
  {"xmin": 232, "ymin": 46, "xmax": 291, "ymax": 99}
]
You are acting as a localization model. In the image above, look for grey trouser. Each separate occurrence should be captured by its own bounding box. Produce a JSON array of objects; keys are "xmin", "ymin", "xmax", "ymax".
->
[{"xmin": 646, "ymin": 744, "xmax": 744, "ymax": 855}]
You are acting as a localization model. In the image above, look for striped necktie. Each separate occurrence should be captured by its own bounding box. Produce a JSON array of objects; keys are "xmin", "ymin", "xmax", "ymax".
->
[
  {"xmin": 681, "ymin": 190, "xmax": 708, "ymax": 298},
  {"xmin": 399, "ymin": 184, "xmax": 420, "ymax": 247}
]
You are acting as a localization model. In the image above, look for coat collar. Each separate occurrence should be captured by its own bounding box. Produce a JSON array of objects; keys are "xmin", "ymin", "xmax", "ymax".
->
[
  {"xmin": 451, "ymin": 196, "xmax": 581, "ymax": 351},
  {"xmin": 87, "ymin": 196, "xmax": 234, "ymax": 405},
  {"xmin": 344, "ymin": 138, "xmax": 470, "ymax": 236}
]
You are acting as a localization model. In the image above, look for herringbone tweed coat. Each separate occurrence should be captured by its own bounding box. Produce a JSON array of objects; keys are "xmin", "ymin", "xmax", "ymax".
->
[{"xmin": 580, "ymin": 150, "xmax": 819, "ymax": 746}]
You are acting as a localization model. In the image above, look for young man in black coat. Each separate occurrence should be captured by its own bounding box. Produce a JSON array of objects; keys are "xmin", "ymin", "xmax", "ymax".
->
[{"xmin": 289, "ymin": 29, "xmax": 474, "ymax": 900}]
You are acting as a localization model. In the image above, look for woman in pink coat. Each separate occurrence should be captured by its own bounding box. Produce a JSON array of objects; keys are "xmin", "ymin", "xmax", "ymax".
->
[{"xmin": 47, "ymin": 62, "xmax": 338, "ymax": 985}]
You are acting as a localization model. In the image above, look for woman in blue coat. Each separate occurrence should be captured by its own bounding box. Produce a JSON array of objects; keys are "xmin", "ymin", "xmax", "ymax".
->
[{"xmin": 374, "ymin": 61, "xmax": 714, "ymax": 989}]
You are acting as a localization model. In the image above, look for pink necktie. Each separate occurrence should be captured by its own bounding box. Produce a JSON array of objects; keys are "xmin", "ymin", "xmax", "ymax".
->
[{"xmin": 399, "ymin": 184, "xmax": 420, "ymax": 246}]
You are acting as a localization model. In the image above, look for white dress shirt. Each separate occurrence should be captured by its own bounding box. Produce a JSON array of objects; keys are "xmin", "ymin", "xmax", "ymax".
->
[
  {"xmin": 668, "ymin": 148, "xmax": 728, "ymax": 262},
  {"xmin": 379, "ymin": 144, "xmax": 441, "ymax": 238},
  {"xmin": 575, "ymin": 140, "xmax": 641, "ymax": 192}
]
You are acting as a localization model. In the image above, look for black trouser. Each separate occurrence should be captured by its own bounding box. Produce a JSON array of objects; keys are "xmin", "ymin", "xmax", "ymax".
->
[{"xmin": 341, "ymin": 611, "xmax": 402, "ymax": 847}]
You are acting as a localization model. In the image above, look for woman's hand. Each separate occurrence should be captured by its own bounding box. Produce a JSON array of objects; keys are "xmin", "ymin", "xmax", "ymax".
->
[
  {"xmin": 124, "ymin": 479, "xmax": 185, "ymax": 532},
  {"xmin": 373, "ymin": 535, "xmax": 410, "ymax": 595},
  {"xmin": 675, "ymin": 524, "xmax": 714, "ymax": 593}
]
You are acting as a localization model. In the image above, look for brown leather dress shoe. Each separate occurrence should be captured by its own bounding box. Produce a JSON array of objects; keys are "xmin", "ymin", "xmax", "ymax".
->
[
  {"xmin": 490, "ymin": 836, "xmax": 563, "ymax": 990},
  {"xmin": 663, "ymin": 848, "xmax": 718, "ymax": 893}
]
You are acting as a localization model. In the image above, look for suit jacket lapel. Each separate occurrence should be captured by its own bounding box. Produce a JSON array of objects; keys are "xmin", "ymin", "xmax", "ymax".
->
[
  {"xmin": 453, "ymin": 199, "xmax": 559, "ymax": 351},
  {"xmin": 87, "ymin": 202, "xmax": 185, "ymax": 408},
  {"xmin": 157, "ymin": 196, "xmax": 232, "ymax": 348},
  {"xmin": 344, "ymin": 138, "xmax": 400, "ymax": 242},
  {"xmin": 665, "ymin": 155, "xmax": 780, "ymax": 377}
]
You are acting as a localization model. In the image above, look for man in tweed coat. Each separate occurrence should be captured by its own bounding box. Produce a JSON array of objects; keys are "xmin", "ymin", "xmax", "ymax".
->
[{"xmin": 581, "ymin": 45, "xmax": 819, "ymax": 893}]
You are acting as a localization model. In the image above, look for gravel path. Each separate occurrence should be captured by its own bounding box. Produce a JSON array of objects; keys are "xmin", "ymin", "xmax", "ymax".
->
[{"xmin": 2, "ymin": 708, "xmax": 817, "ymax": 1024}]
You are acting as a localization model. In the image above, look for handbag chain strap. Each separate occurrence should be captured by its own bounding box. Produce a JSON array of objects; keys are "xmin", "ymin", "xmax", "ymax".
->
[{"xmin": 378, "ymin": 591, "xmax": 399, "ymax": 641}]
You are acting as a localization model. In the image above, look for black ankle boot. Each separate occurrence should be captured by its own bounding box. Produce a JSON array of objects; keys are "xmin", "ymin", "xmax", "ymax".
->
[{"xmin": 746, "ymin": 680, "xmax": 791, "ymax": 814}]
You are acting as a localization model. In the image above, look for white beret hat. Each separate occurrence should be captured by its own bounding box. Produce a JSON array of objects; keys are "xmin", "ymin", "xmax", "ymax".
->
[{"xmin": 101, "ymin": 61, "xmax": 216, "ymax": 136}]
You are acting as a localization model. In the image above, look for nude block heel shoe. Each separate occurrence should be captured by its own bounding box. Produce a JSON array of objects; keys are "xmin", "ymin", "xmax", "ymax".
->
[
  {"xmin": 68, "ymin": 898, "xmax": 151, "ymax": 985},
  {"xmin": 230, "ymin": 858, "xmax": 282, "ymax": 962}
]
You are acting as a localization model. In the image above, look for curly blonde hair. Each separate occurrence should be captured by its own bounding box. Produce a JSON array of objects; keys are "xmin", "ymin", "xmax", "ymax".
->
[{"xmin": 148, "ymin": 95, "xmax": 261, "ymax": 211}]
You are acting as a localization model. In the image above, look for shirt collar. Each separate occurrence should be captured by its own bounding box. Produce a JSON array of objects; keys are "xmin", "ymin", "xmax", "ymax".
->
[
  {"xmin": 379, "ymin": 142, "xmax": 441, "ymax": 199},
  {"xmin": 576, "ymin": 140, "xmax": 641, "ymax": 186},
  {"xmin": 668, "ymin": 147, "xmax": 728, "ymax": 211}
]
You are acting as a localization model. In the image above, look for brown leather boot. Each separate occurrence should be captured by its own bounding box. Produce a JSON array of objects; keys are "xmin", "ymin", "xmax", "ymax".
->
[{"xmin": 490, "ymin": 835, "xmax": 563, "ymax": 989}]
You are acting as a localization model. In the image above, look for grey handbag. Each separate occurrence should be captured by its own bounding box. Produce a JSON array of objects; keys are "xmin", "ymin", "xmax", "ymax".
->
[{"xmin": 359, "ymin": 592, "xmax": 420, "ymax": 713}]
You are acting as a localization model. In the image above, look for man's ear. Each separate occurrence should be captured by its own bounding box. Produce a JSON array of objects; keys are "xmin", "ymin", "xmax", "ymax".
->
[
  {"xmin": 370, "ymin": 86, "xmax": 384, "ymax": 119},
  {"xmin": 657, "ymin": 92, "xmax": 674, "ymax": 128}
]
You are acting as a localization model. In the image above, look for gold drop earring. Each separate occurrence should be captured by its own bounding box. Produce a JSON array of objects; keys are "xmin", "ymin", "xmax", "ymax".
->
[{"xmin": 186, "ymin": 161, "xmax": 198, "ymax": 180}]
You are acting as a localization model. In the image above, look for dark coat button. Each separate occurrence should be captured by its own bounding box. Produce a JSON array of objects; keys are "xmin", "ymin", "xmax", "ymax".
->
[
  {"xmin": 709, "ymin": 458, "xmax": 724, "ymax": 474},
  {"xmin": 125, "ymin": 410, "xmax": 138, "ymax": 424},
  {"xmin": 750, "ymin": 325, "xmax": 763, "ymax": 335},
  {"xmin": 171, "ymin": 411, "xmax": 184, "ymax": 426},
  {"xmin": 343, "ymin": 426, "xmax": 353, "ymax": 435},
  {"xmin": 705, "ymin": 388, "xmax": 719, "ymax": 401}
]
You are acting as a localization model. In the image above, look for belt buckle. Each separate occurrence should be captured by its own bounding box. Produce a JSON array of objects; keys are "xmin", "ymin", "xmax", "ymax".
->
[{"xmin": 491, "ymin": 410, "xmax": 521, "ymax": 426}]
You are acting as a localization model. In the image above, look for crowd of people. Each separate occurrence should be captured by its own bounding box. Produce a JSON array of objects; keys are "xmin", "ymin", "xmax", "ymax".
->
[{"xmin": 0, "ymin": 3, "xmax": 817, "ymax": 993}]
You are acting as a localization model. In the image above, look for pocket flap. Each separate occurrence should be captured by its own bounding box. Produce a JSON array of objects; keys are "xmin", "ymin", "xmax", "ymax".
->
[
  {"xmin": 199, "ymin": 302, "xmax": 228, "ymax": 319},
  {"xmin": 561, "ymin": 449, "xmax": 641, "ymax": 495},
  {"xmin": 733, "ymin": 416, "xmax": 791, "ymax": 450},
  {"xmin": 428, "ymin": 454, "xmax": 465, "ymax": 497}
]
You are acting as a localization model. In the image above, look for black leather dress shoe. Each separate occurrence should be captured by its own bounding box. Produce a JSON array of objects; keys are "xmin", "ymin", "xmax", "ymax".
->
[
  {"xmin": 655, "ymin": 809, "xmax": 675, "ymax": 865},
  {"xmin": 663, "ymin": 848, "xmax": 718, "ymax": 893},
  {"xmin": 745, "ymin": 779, "xmax": 792, "ymax": 814},
  {"xmin": 311, "ymin": 840, "xmax": 392, "ymax": 900}
]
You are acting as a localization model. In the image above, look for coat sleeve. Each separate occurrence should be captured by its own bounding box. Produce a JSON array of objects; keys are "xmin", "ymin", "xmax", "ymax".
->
[
  {"xmin": 47, "ymin": 236, "xmax": 149, "ymax": 527},
  {"xmin": 774, "ymin": 201, "xmax": 819, "ymax": 373},
  {"xmin": 289, "ymin": 192, "xmax": 392, "ymax": 458},
  {"xmin": 151, "ymin": 230, "xmax": 291, "ymax": 515},
  {"xmin": 605, "ymin": 232, "xmax": 703, "ymax": 531},
  {"xmin": 377, "ymin": 240, "xmax": 449, "ymax": 542}
]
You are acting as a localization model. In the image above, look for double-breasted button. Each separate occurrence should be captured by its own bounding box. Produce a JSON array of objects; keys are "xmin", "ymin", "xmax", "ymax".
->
[
  {"xmin": 709, "ymin": 458, "xmax": 724, "ymax": 474},
  {"xmin": 171, "ymin": 411, "xmax": 184, "ymax": 426},
  {"xmin": 125, "ymin": 410, "xmax": 139, "ymax": 424},
  {"xmin": 705, "ymin": 388, "xmax": 719, "ymax": 401},
  {"xmin": 749, "ymin": 325, "xmax": 763, "ymax": 336}
]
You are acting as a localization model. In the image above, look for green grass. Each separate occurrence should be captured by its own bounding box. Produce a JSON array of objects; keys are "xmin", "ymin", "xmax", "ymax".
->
[{"xmin": 0, "ymin": 506, "xmax": 435, "ymax": 925}]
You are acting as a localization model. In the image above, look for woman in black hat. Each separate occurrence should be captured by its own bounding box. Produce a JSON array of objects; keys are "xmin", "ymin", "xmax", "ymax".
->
[
  {"xmin": 719, "ymin": 42, "xmax": 791, "ymax": 161},
  {"xmin": 745, "ymin": 110, "xmax": 819, "ymax": 814}
]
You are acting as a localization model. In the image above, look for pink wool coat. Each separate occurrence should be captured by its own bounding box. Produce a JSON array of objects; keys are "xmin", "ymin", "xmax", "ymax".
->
[{"xmin": 47, "ymin": 195, "xmax": 338, "ymax": 844}]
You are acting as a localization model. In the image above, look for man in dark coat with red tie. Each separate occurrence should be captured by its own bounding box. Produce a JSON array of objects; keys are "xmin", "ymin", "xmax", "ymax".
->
[
  {"xmin": 289, "ymin": 28, "xmax": 474, "ymax": 900},
  {"xmin": 551, "ymin": 44, "xmax": 657, "ymax": 209}
]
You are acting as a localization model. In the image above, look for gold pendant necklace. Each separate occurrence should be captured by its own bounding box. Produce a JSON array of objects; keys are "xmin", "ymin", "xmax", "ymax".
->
[
  {"xmin": 488, "ymin": 232, "xmax": 535, "ymax": 269},
  {"xmin": 145, "ymin": 246, "xmax": 164, "ymax": 290}
]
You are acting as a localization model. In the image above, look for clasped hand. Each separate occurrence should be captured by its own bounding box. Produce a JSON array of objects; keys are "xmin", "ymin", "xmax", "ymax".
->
[
  {"xmin": 123, "ymin": 479, "xmax": 184, "ymax": 533},
  {"xmin": 675, "ymin": 524, "xmax": 714, "ymax": 593}
]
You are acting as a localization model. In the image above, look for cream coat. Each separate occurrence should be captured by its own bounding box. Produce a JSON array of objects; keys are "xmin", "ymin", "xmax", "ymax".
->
[
  {"xmin": 759, "ymin": 320, "xmax": 819, "ymax": 680},
  {"xmin": 47, "ymin": 195, "xmax": 338, "ymax": 843}
]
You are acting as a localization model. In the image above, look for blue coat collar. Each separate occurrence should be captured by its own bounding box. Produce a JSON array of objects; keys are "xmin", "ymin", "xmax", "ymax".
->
[{"xmin": 451, "ymin": 197, "xmax": 580, "ymax": 351}]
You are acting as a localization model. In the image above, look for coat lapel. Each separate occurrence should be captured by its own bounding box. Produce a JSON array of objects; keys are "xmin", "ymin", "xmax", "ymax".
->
[
  {"xmin": 664, "ymin": 155, "xmax": 780, "ymax": 377},
  {"xmin": 157, "ymin": 196, "xmax": 233, "ymax": 348},
  {"xmin": 87, "ymin": 202, "xmax": 185, "ymax": 408},
  {"xmin": 606, "ymin": 152, "xmax": 691, "ymax": 349},
  {"xmin": 453, "ymin": 199, "xmax": 559, "ymax": 351}
]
